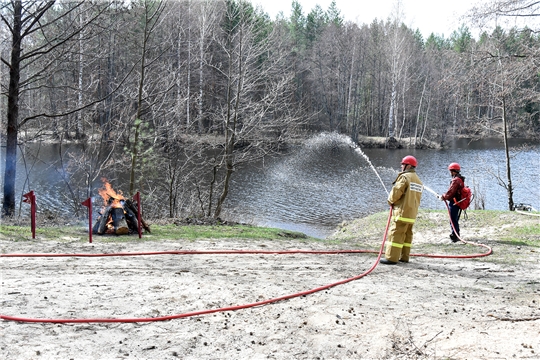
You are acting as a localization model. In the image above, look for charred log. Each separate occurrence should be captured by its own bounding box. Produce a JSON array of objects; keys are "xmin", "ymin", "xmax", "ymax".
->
[
  {"xmin": 96, "ymin": 206, "xmax": 112, "ymax": 235},
  {"xmin": 92, "ymin": 199, "xmax": 149, "ymax": 235},
  {"xmin": 125, "ymin": 199, "xmax": 151, "ymax": 233},
  {"xmin": 111, "ymin": 207, "xmax": 129, "ymax": 235},
  {"xmin": 123, "ymin": 204, "xmax": 139, "ymax": 233}
]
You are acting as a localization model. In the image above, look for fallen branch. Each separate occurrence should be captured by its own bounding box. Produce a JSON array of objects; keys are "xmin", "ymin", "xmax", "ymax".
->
[{"xmin": 488, "ymin": 314, "xmax": 540, "ymax": 322}]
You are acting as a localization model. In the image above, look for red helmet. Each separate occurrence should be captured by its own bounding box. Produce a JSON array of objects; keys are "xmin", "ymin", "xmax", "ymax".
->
[
  {"xmin": 401, "ymin": 155, "xmax": 417, "ymax": 167},
  {"xmin": 448, "ymin": 162, "xmax": 461, "ymax": 171}
]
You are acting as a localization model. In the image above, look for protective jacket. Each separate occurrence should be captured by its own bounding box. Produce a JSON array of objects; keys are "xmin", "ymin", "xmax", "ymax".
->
[
  {"xmin": 442, "ymin": 175, "xmax": 464, "ymax": 203},
  {"xmin": 387, "ymin": 169, "xmax": 423, "ymax": 223}
]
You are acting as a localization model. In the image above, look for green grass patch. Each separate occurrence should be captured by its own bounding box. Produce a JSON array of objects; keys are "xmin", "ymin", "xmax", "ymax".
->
[
  {"xmin": 414, "ymin": 209, "xmax": 447, "ymax": 230},
  {"xmin": 1, "ymin": 209, "xmax": 537, "ymax": 249},
  {"xmin": 331, "ymin": 211, "xmax": 389, "ymax": 241},
  {"xmin": 494, "ymin": 239, "xmax": 538, "ymax": 247},
  {"xmin": 0, "ymin": 223, "xmax": 314, "ymax": 243},
  {"xmin": 148, "ymin": 224, "xmax": 311, "ymax": 241},
  {"xmin": 512, "ymin": 224, "xmax": 540, "ymax": 236},
  {"xmin": 0, "ymin": 225, "xmax": 80, "ymax": 242},
  {"xmin": 497, "ymin": 221, "xmax": 540, "ymax": 246}
]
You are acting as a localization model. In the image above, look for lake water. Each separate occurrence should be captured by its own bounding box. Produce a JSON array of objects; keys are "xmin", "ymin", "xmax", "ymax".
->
[
  {"xmin": 224, "ymin": 134, "xmax": 539, "ymax": 238},
  {"xmin": 2, "ymin": 133, "xmax": 539, "ymax": 238}
]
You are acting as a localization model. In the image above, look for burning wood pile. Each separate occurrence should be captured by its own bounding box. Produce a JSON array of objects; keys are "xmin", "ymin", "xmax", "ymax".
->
[{"xmin": 92, "ymin": 180, "xmax": 150, "ymax": 235}]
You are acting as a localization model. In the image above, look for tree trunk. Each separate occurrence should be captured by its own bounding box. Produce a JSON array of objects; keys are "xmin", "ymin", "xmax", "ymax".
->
[
  {"xmin": 502, "ymin": 96, "xmax": 514, "ymax": 211},
  {"xmin": 346, "ymin": 44, "xmax": 355, "ymax": 135},
  {"xmin": 76, "ymin": 12, "xmax": 84, "ymax": 140},
  {"xmin": 186, "ymin": 0, "xmax": 191, "ymax": 129},
  {"xmin": 214, "ymin": 160, "xmax": 233, "ymax": 219},
  {"xmin": 214, "ymin": 16, "xmax": 242, "ymax": 218},
  {"xmin": 420, "ymin": 94, "xmax": 431, "ymax": 143},
  {"xmin": 414, "ymin": 78, "xmax": 427, "ymax": 147},
  {"xmin": 388, "ymin": 78, "xmax": 396, "ymax": 138},
  {"xmin": 2, "ymin": 1, "xmax": 22, "ymax": 217},
  {"xmin": 207, "ymin": 163, "xmax": 217, "ymax": 217}
]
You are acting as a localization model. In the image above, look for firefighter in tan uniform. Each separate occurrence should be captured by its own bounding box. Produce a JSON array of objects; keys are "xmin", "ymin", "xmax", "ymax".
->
[{"xmin": 380, "ymin": 155, "xmax": 423, "ymax": 265}]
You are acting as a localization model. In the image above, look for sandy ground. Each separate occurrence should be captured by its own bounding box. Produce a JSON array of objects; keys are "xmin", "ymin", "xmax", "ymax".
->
[{"xmin": 1, "ymin": 220, "xmax": 539, "ymax": 359}]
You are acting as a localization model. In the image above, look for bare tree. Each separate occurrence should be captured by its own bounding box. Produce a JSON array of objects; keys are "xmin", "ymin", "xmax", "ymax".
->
[
  {"xmin": 208, "ymin": 0, "xmax": 297, "ymax": 218},
  {"xmin": 128, "ymin": 0, "xmax": 168, "ymax": 196},
  {"xmin": 197, "ymin": 0, "xmax": 220, "ymax": 133},
  {"xmin": 466, "ymin": 1, "xmax": 539, "ymax": 210},
  {"xmin": 0, "ymin": 1, "xmax": 107, "ymax": 216},
  {"xmin": 487, "ymin": 47, "xmax": 536, "ymax": 210},
  {"xmin": 469, "ymin": 0, "xmax": 540, "ymax": 33},
  {"xmin": 386, "ymin": 1, "xmax": 404, "ymax": 139}
]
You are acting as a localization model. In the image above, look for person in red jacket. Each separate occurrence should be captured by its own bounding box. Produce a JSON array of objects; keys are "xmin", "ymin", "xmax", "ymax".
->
[
  {"xmin": 439, "ymin": 162, "xmax": 465, "ymax": 242},
  {"xmin": 380, "ymin": 155, "xmax": 423, "ymax": 265}
]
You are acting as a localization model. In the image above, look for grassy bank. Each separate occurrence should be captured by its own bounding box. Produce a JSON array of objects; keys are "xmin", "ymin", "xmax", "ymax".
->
[
  {"xmin": 330, "ymin": 209, "xmax": 540, "ymax": 244},
  {"xmin": 328, "ymin": 209, "xmax": 540, "ymax": 266},
  {"xmin": 1, "ymin": 210, "xmax": 538, "ymax": 247},
  {"xmin": 0, "ymin": 222, "xmax": 313, "ymax": 244}
]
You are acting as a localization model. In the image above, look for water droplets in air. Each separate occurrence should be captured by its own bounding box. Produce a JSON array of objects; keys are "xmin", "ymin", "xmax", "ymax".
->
[{"xmin": 304, "ymin": 132, "xmax": 389, "ymax": 195}]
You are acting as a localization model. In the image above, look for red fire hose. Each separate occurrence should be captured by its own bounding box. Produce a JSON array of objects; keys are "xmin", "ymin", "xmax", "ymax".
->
[
  {"xmin": 443, "ymin": 200, "xmax": 493, "ymax": 254},
  {"xmin": 0, "ymin": 206, "xmax": 491, "ymax": 323}
]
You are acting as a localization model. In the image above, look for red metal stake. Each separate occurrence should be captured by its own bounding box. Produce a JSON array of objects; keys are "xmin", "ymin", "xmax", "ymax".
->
[
  {"xmin": 81, "ymin": 198, "xmax": 92, "ymax": 243},
  {"xmin": 23, "ymin": 191, "xmax": 36, "ymax": 239},
  {"xmin": 133, "ymin": 192, "xmax": 142, "ymax": 238}
]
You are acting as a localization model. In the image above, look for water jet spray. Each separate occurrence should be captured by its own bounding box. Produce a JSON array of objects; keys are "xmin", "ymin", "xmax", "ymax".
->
[
  {"xmin": 334, "ymin": 134, "xmax": 389, "ymax": 195},
  {"xmin": 422, "ymin": 184, "xmax": 439, "ymax": 198}
]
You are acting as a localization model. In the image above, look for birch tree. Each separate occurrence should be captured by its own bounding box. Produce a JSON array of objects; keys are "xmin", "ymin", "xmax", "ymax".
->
[{"xmin": 386, "ymin": 0, "xmax": 409, "ymax": 139}]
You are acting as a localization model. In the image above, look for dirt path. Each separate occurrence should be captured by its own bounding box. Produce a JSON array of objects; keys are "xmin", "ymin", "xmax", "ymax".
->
[{"xmin": 1, "ymin": 219, "xmax": 539, "ymax": 359}]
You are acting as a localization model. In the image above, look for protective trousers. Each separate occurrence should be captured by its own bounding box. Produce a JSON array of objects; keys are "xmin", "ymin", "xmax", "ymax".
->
[
  {"xmin": 448, "ymin": 202, "xmax": 461, "ymax": 236},
  {"xmin": 385, "ymin": 220, "xmax": 413, "ymax": 262}
]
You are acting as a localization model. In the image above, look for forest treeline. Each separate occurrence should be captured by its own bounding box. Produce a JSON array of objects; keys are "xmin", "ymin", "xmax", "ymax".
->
[{"xmin": 1, "ymin": 0, "xmax": 539, "ymax": 218}]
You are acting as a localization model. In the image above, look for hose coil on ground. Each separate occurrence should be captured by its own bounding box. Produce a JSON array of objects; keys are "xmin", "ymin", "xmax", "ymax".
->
[{"xmin": 0, "ymin": 205, "xmax": 492, "ymax": 324}]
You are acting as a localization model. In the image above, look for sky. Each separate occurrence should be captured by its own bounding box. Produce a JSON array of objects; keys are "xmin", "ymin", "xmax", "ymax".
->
[{"xmin": 255, "ymin": 0, "xmax": 480, "ymax": 38}]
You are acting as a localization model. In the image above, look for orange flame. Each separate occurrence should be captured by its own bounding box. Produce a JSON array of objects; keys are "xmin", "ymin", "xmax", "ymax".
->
[{"xmin": 98, "ymin": 178, "xmax": 125, "ymax": 207}]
